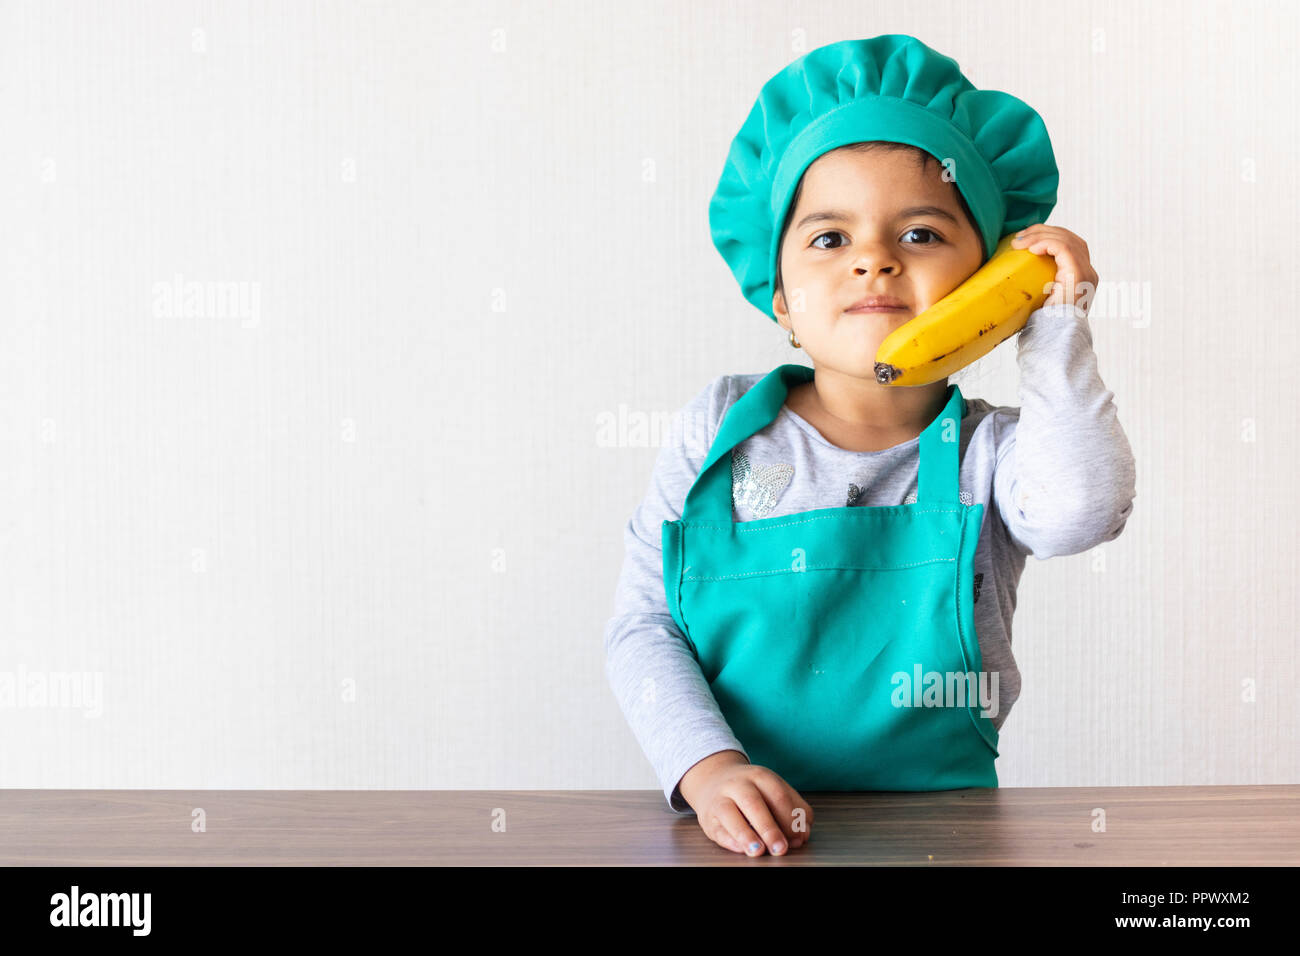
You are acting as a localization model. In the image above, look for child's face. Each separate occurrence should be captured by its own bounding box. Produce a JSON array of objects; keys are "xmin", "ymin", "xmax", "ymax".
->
[{"xmin": 773, "ymin": 147, "xmax": 984, "ymax": 378}]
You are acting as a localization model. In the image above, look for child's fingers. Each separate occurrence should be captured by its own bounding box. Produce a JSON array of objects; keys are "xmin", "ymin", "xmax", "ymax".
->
[
  {"xmin": 1013, "ymin": 237, "xmax": 1080, "ymax": 281},
  {"xmin": 715, "ymin": 830, "xmax": 744, "ymax": 853},
  {"xmin": 707, "ymin": 824, "xmax": 743, "ymax": 853},
  {"xmin": 711, "ymin": 799, "xmax": 768, "ymax": 856},
  {"xmin": 1010, "ymin": 223, "xmax": 1050, "ymax": 243},
  {"xmin": 1012, "ymin": 228, "xmax": 1095, "ymax": 310},
  {"xmin": 730, "ymin": 787, "xmax": 793, "ymax": 855},
  {"xmin": 1012, "ymin": 223, "xmax": 1070, "ymax": 241},
  {"xmin": 1013, "ymin": 232, "xmax": 1088, "ymax": 271},
  {"xmin": 706, "ymin": 820, "xmax": 744, "ymax": 854},
  {"xmin": 1011, "ymin": 234, "xmax": 1066, "ymax": 255},
  {"xmin": 1025, "ymin": 240, "xmax": 1068, "ymax": 258},
  {"xmin": 751, "ymin": 773, "xmax": 812, "ymax": 848}
]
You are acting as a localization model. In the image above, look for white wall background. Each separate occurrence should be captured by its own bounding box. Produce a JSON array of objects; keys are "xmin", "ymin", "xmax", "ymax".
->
[{"xmin": 1, "ymin": 0, "xmax": 1295, "ymax": 790}]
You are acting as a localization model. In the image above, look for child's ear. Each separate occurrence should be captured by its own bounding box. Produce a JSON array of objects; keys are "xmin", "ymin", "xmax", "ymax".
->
[{"xmin": 772, "ymin": 288, "xmax": 787, "ymax": 325}]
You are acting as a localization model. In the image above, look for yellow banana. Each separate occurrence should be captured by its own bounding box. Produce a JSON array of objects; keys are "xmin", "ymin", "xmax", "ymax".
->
[{"xmin": 873, "ymin": 234, "xmax": 1058, "ymax": 387}]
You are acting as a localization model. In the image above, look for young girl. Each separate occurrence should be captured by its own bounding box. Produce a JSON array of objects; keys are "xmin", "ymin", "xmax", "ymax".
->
[{"xmin": 604, "ymin": 35, "xmax": 1136, "ymax": 857}]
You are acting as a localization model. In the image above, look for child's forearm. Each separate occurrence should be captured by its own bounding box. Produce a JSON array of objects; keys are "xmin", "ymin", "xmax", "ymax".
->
[
  {"xmin": 992, "ymin": 302, "xmax": 1138, "ymax": 559},
  {"xmin": 605, "ymin": 613, "xmax": 748, "ymax": 812}
]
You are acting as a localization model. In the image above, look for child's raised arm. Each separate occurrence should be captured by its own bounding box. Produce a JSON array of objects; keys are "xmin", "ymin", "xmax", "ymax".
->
[{"xmin": 988, "ymin": 293, "xmax": 1137, "ymax": 560}]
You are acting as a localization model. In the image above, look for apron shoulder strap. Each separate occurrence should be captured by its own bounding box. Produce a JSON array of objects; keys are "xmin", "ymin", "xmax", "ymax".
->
[
  {"xmin": 916, "ymin": 384, "xmax": 966, "ymax": 506},
  {"xmin": 683, "ymin": 364, "xmax": 812, "ymax": 522}
]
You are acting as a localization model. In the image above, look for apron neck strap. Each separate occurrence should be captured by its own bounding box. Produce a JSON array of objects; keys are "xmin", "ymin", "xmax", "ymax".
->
[
  {"xmin": 681, "ymin": 364, "xmax": 967, "ymax": 522},
  {"xmin": 917, "ymin": 382, "xmax": 967, "ymax": 506}
]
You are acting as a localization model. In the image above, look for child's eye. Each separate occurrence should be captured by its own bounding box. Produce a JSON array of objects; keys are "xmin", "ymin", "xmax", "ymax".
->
[
  {"xmin": 810, "ymin": 231, "xmax": 847, "ymax": 250},
  {"xmin": 902, "ymin": 227, "xmax": 942, "ymax": 244}
]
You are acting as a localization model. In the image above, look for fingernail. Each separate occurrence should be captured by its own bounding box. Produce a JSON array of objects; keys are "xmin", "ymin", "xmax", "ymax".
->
[
  {"xmin": 748, "ymin": 841, "xmax": 761, "ymax": 853},
  {"xmin": 773, "ymin": 840, "xmax": 786, "ymax": 853},
  {"xmin": 1015, "ymin": 230, "xmax": 1025, "ymax": 237}
]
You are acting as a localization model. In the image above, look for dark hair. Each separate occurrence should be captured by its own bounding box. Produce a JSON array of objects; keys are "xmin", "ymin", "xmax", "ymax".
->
[{"xmin": 773, "ymin": 141, "xmax": 981, "ymax": 297}]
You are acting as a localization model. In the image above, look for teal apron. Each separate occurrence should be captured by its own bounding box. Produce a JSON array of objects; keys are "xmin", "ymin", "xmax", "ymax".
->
[{"xmin": 662, "ymin": 364, "xmax": 999, "ymax": 791}]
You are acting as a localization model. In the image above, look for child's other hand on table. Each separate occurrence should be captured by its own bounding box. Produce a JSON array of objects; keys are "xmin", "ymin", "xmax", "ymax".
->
[{"xmin": 678, "ymin": 750, "xmax": 813, "ymax": 856}]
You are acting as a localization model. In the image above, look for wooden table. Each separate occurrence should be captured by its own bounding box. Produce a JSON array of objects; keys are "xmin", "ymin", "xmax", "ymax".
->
[{"xmin": 3, "ymin": 785, "xmax": 1296, "ymax": 866}]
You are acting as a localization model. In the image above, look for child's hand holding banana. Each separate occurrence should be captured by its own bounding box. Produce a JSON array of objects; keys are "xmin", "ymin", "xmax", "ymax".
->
[
  {"xmin": 1009, "ymin": 223, "xmax": 1099, "ymax": 313},
  {"xmin": 873, "ymin": 223, "xmax": 1100, "ymax": 386}
]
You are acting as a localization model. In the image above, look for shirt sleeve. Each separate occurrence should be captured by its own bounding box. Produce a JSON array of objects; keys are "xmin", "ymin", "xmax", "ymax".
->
[
  {"xmin": 603, "ymin": 374, "xmax": 751, "ymax": 814},
  {"xmin": 990, "ymin": 302, "xmax": 1138, "ymax": 560}
]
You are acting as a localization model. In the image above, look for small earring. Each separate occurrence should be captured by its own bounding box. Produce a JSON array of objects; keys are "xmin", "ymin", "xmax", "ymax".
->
[{"xmin": 789, "ymin": 330, "xmax": 801, "ymax": 349}]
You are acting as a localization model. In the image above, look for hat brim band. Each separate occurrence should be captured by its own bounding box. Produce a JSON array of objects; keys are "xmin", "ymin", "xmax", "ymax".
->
[{"xmin": 767, "ymin": 94, "xmax": 1006, "ymax": 293}]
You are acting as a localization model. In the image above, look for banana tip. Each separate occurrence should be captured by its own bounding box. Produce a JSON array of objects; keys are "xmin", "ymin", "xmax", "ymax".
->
[{"xmin": 874, "ymin": 362, "xmax": 901, "ymax": 385}]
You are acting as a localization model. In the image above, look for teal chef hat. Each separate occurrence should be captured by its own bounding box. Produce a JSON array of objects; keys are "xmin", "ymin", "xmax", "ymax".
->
[{"xmin": 709, "ymin": 34, "xmax": 1059, "ymax": 321}]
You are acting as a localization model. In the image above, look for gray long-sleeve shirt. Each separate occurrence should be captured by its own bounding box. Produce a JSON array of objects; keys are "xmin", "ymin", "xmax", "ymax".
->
[{"xmin": 604, "ymin": 303, "xmax": 1137, "ymax": 813}]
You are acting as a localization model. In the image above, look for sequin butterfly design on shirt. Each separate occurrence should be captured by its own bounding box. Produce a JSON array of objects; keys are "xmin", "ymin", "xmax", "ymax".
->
[{"xmin": 732, "ymin": 448, "xmax": 795, "ymax": 519}]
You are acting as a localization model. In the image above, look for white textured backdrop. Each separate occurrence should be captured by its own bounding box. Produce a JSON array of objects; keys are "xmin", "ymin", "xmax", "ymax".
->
[{"xmin": 1, "ymin": 0, "xmax": 1295, "ymax": 790}]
